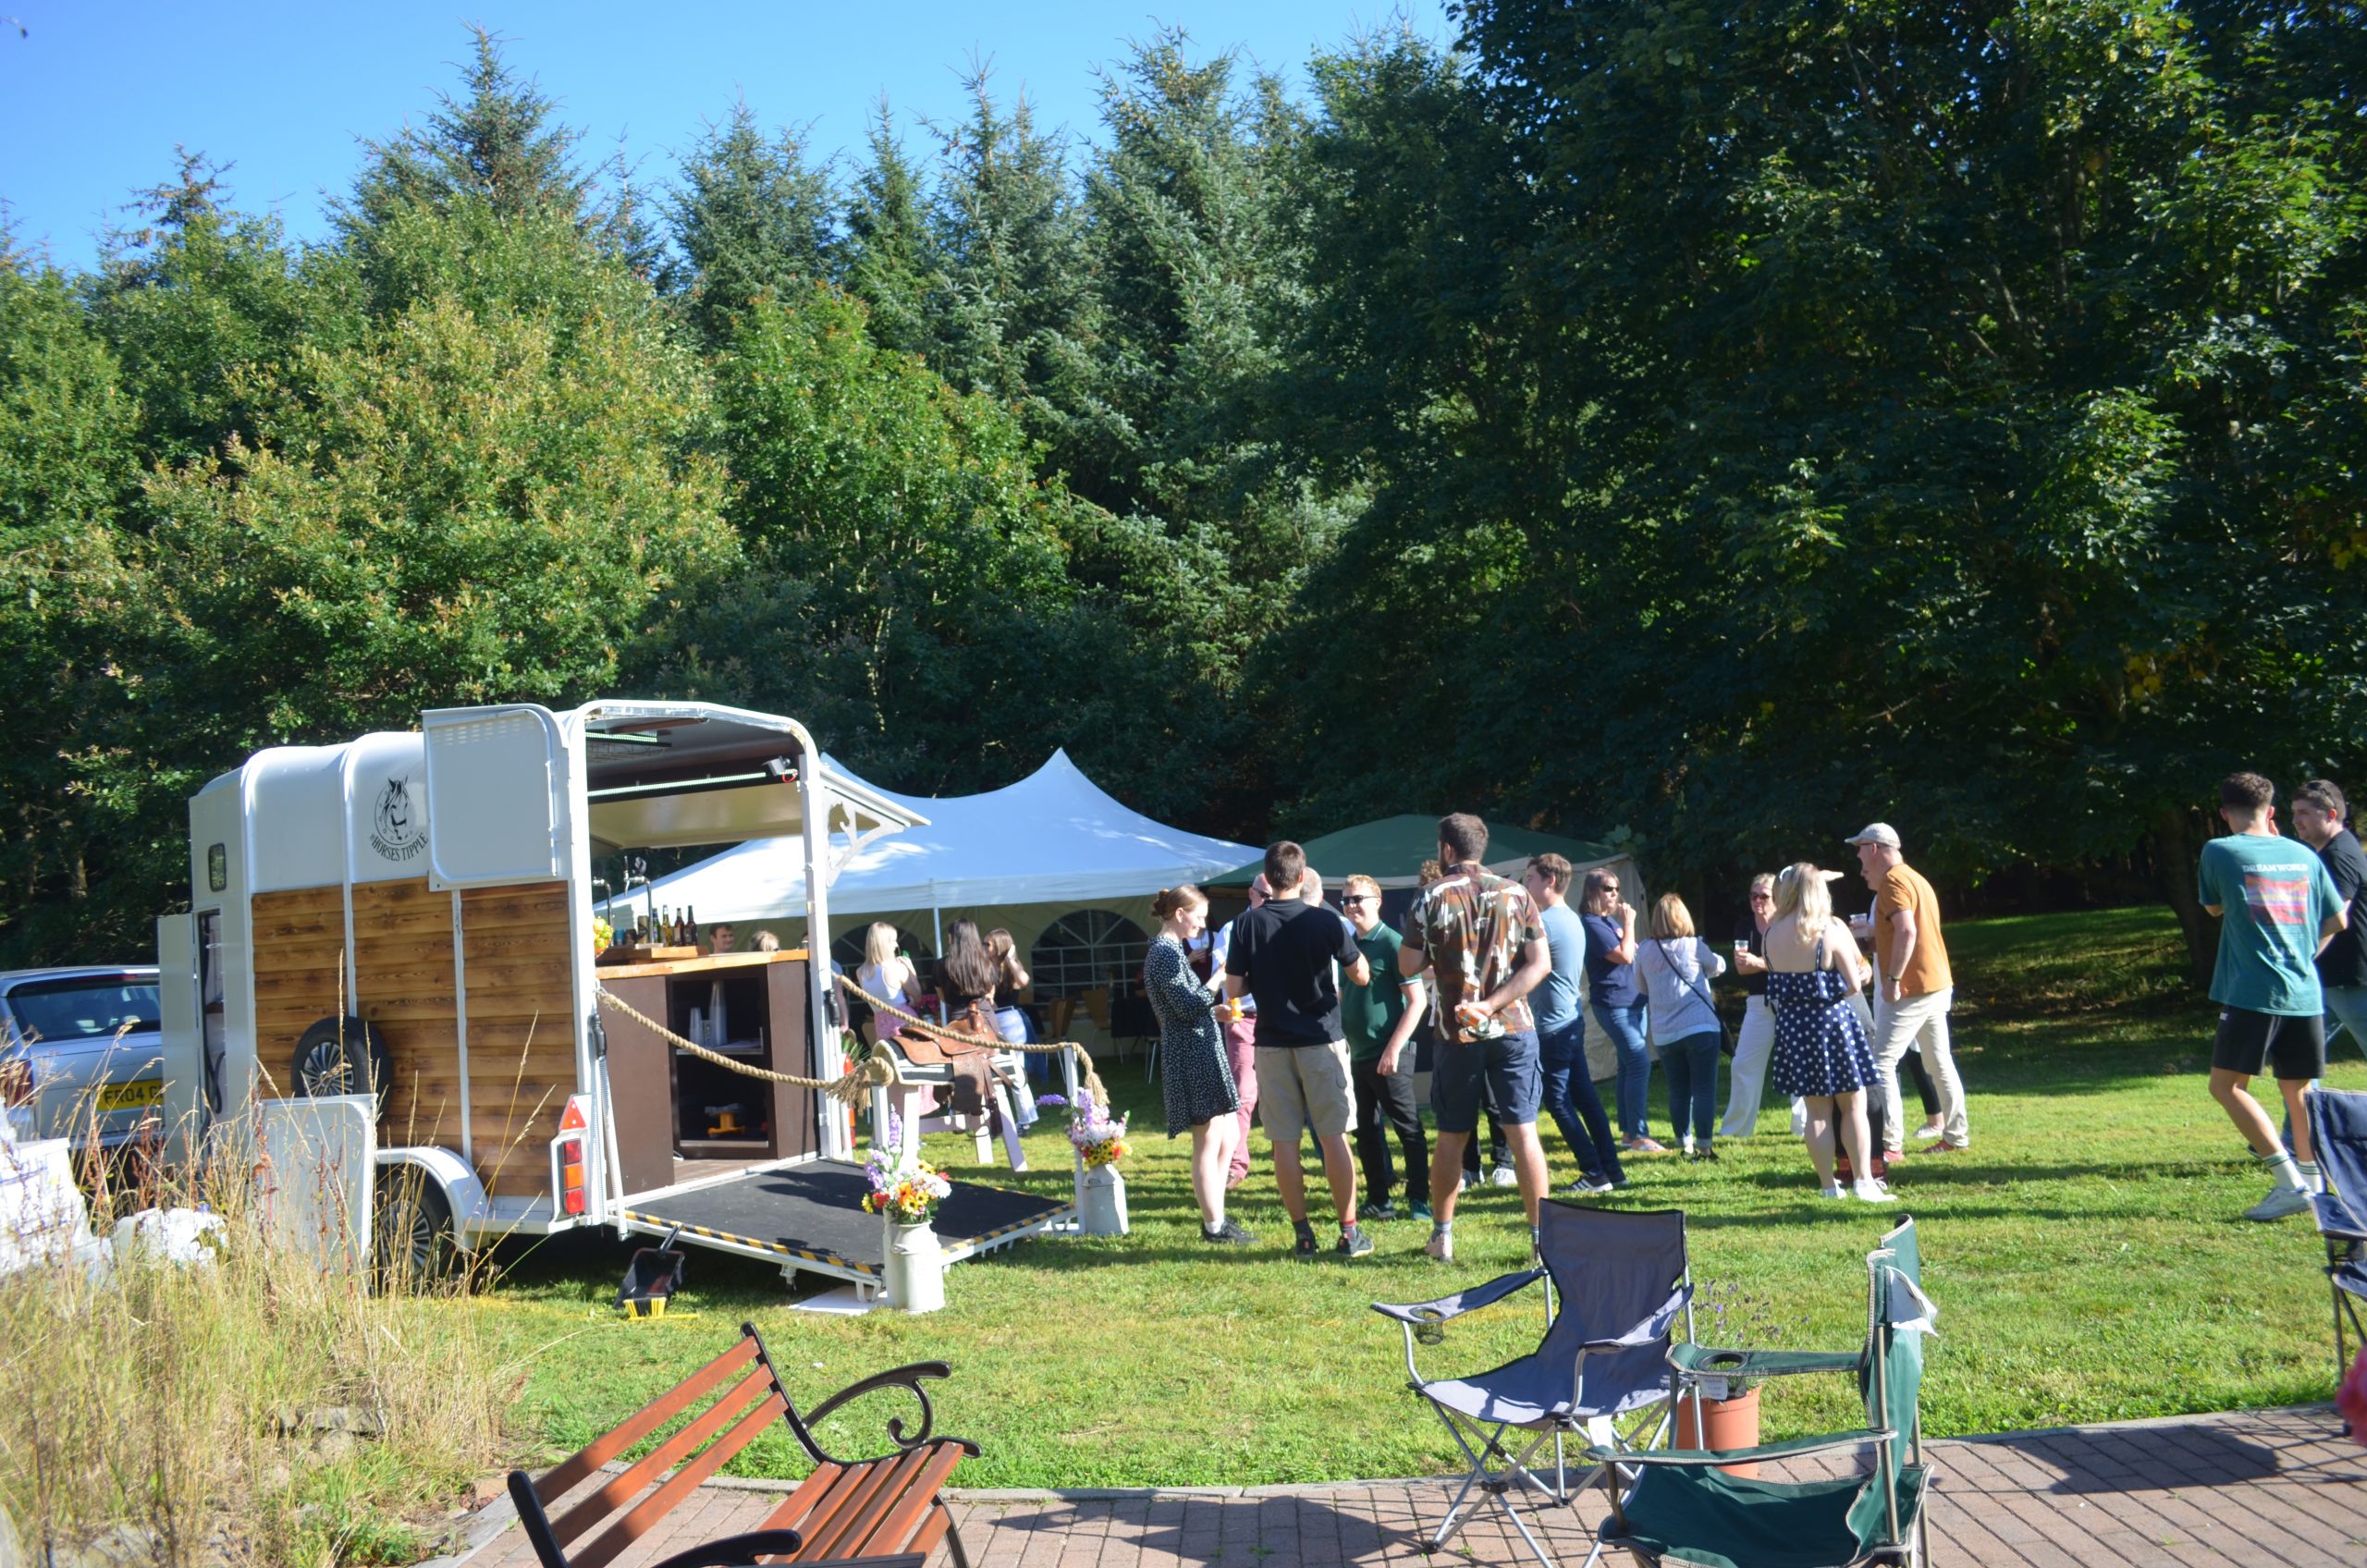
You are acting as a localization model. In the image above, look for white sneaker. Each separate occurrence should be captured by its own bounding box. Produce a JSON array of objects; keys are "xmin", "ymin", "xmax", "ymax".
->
[
  {"xmin": 1914, "ymin": 1123, "xmax": 1944, "ymax": 1143},
  {"xmin": 2244, "ymin": 1182, "xmax": 2312, "ymax": 1222},
  {"xmin": 1490, "ymin": 1166, "xmax": 1518, "ymax": 1188},
  {"xmin": 1852, "ymin": 1179, "xmax": 1895, "ymax": 1204},
  {"xmin": 1821, "ymin": 1183, "xmax": 1847, "ymax": 1200},
  {"xmin": 1426, "ymin": 1228, "xmax": 1454, "ymax": 1262}
]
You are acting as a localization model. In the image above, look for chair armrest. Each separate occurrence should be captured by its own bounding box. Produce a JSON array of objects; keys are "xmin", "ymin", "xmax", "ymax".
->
[
  {"xmin": 645, "ymin": 1529, "xmax": 809, "ymax": 1568},
  {"xmin": 2313, "ymin": 1194, "xmax": 2367, "ymax": 1242},
  {"xmin": 1580, "ymin": 1283, "xmax": 1692, "ymax": 1351},
  {"xmin": 1585, "ymin": 1427, "xmax": 1893, "ymax": 1468},
  {"xmin": 1372, "ymin": 1268, "xmax": 1546, "ymax": 1326},
  {"xmin": 1671, "ymin": 1342, "xmax": 1863, "ymax": 1381}
]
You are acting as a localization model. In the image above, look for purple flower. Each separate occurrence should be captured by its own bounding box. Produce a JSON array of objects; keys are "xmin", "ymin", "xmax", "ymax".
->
[{"xmin": 1036, "ymin": 1095, "xmax": 1068, "ymax": 1109}]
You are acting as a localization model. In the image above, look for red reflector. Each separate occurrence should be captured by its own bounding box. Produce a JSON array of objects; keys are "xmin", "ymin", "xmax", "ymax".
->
[{"xmin": 560, "ymin": 1096, "xmax": 589, "ymax": 1133}]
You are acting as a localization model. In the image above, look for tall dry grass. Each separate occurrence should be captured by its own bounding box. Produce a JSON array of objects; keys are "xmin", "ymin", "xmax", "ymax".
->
[{"xmin": 0, "ymin": 1108, "xmax": 516, "ymax": 1567}]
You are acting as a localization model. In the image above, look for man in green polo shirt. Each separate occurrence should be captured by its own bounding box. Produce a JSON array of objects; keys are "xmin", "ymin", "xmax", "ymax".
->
[{"xmin": 1341, "ymin": 875, "xmax": 1431, "ymax": 1221}]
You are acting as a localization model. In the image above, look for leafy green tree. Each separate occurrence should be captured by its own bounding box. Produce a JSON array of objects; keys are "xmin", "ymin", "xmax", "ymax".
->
[
  {"xmin": 141, "ymin": 205, "xmax": 732, "ymax": 753},
  {"xmin": 0, "ymin": 259, "xmax": 155, "ymax": 960},
  {"xmin": 663, "ymin": 103, "xmax": 837, "ymax": 350},
  {"xmin": 86, "ymin": 152, "xmax": 359, "ymax": 467},
  {"xmin": 1418, "ymin": 0, "xmax": 2367, "ymax": 976}
]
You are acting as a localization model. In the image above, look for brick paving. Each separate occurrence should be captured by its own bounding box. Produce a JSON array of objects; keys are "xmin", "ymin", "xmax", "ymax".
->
[{"xmin": 458, "ymin": 1404, "xmax": 2367, "ymax": 1568}]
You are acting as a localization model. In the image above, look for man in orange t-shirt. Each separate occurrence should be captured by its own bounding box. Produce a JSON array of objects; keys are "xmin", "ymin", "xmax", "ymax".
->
[{"xmin": 1849, "ymin": 823, "xmax": 1968, "ymax": 1155}]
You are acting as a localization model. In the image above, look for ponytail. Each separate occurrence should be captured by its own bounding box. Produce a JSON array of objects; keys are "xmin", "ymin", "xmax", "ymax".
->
[{"xmin": 1151, "ymin": 884, "xmax": 1206, "ymax": 921}]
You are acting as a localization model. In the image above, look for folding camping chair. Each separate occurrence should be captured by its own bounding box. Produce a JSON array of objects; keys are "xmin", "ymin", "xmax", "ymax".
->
[
  {"xmin": 1669, "ymin": 1216, "xmax": 1919, "ymax": 1421},
  {"xmin": 1371, "ymin": 1203, "xmax": 1693, "ymax": 1568},
  {"xmin": 1582, "ymin": 1226, "xmax": 1937, "ymax": 1568},
  {"xmin": 2305, "ymin": 1088, "xmax": 2367, "ymax": 1388}
]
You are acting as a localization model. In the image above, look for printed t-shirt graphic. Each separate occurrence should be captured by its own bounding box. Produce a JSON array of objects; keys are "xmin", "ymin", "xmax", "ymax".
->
[
  {"xmin": 1404, "ymin": 866, "xmax": 1546, "ymax": 1040},
  {"xmin": 2198, "ymin": 833, "xmax": 2344, "ymax": 1016}
]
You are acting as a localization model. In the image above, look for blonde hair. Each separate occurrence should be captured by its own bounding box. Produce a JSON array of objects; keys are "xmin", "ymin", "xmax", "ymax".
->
[
  {"xmin": 864, "ymin": 921, "xmax": 899, "ymax": 969},
  {"xmin": 754, "ymin": 930, "xmax": 781, "ymax": 952},
  {"xmin": 1748, "ymin": 873, "xmax": 1776, "ymax": 897},
  {"xmin": 1771, "ymin": 863, "xmax": 1834, "ymax": 936},
  {"xmin": 1650, "ymin": 893, "xmax": 1696, "ymax": 940},
  {"xmin": 1343, "ymin": 874, "xmax": 1381, "ymax": 900}
]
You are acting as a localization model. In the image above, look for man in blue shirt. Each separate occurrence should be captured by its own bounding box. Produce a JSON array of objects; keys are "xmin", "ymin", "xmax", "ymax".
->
[
  {"xmin": 1523, "ymin": 854, "xmax": 1625, "ymax": 1194},
  {"xmin": 2199, "ymin": 771, "xmax": 2349, "ymax": 1220}
]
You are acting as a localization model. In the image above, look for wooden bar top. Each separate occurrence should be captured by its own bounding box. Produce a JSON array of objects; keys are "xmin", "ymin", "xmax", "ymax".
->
[{"xmin": 597, "ymin": 949, "xmax": 811, "ymax": 979}]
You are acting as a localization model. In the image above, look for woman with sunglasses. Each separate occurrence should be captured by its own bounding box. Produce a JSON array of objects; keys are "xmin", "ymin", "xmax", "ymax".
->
[{"xmin": 1717, "ymin": 873, "xmax": 1800, "ymax": 1138}]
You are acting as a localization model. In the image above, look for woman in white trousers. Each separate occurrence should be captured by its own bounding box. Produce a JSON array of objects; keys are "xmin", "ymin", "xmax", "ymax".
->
[{"xmin": 1719, "ymin": 875, "xmax": 1806, "ymax": 1136}]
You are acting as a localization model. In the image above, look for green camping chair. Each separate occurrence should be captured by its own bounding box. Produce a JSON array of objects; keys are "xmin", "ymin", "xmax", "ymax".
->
[
  {"xmin": 1667, "ymin": 1216, "xmax": 1919, "ymax": 1427},
  {"xmin": 1580, "ymin": 1222, "xmax": 1936, "ymax": 1568}
]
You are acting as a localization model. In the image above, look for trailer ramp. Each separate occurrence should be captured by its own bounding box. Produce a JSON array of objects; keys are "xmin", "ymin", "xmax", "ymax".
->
[{"xmin": 618, "ymin": 1159, "xmax": 1070, "ymax": 1296}]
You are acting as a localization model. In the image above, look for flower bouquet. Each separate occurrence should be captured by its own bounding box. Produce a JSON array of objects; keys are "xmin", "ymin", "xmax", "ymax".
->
[
  {"xmin": 861, "ymin": 1119, "xmax": 952, "ymax": 1225},
  {"xmin": 591, "ymin": 914, "xmax": 615, "ymax": 958},
  {"xmin": 1061, "ymin": 1089, "xmax": 1130, "ymax": 1170}
]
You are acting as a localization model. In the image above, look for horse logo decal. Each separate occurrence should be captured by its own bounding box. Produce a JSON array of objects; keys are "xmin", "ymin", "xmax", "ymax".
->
[{"xmin": 369, "ymin": 776, "xmax": 425, "ymax": 862}]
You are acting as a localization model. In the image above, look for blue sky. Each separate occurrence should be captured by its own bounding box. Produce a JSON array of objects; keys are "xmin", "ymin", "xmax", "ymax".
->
[{"xmin": 0, "ymin": 2, "xmax": 1459, "ymax": 273}]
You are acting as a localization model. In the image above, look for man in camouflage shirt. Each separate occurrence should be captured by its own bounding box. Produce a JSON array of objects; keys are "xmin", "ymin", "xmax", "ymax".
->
[{"xmin": 1400, "ymin": 813, "xmax": 1553, "ymax": 1259}]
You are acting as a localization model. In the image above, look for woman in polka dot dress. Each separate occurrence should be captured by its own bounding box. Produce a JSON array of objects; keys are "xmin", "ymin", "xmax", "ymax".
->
[{"xmin": 1763, "ymin": 863, "xmax": 1892, "ymax": 1203}]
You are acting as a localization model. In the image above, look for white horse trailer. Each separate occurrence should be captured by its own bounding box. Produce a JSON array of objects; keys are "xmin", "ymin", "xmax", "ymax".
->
[{"xmin": 152, "ymin": 701, "xmax": 928, "ymax": 1278}]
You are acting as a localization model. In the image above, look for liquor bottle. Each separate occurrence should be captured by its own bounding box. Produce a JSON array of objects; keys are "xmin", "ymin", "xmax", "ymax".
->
[{"xmin": 684, "ymin": 905, "xmax": 698, "ymax": 948}]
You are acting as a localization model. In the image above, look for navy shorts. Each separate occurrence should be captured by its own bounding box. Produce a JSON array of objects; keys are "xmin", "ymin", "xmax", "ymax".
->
[
  {"xmin": 2212, "ymin": 1007, "xmax": 2324, "ymax": 1081},
  {"xmin": 1432, "ymin": 1029, "xmax": 1543, "ymax": 1133}
]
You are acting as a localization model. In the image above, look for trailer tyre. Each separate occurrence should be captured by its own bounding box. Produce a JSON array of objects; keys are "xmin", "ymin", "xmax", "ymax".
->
[
  {"xmin": 374, "ymin": 1167, "xmax": 455, "ymax": 1290},
  {"xmin": 292, "ymin": 1016, "xmax": 393, "ymax": 1108}
]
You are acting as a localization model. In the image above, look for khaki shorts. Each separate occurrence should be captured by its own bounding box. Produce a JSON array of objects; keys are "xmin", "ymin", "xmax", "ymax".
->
[{"xmin": 1254, "ymin": 1041, "xmax": 1357, "ymax": 1141}]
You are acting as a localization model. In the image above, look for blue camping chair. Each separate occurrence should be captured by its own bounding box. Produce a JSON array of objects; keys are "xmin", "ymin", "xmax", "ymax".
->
[
  {"xmin": 2306, "ymin": 1088, "xmax": 2367, "ymax": 1386},
  {"xmin": 1581, "ymin": 1219, "xmax": 1936, "ymax": 1568},
  {"xmin": 1372, "ymin": 1203, "xmax": 1692, "ymax": 1568}
]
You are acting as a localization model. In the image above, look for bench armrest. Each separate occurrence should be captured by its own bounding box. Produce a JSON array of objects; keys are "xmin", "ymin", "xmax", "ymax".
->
[
  {"xmin": 646, "ymin": 1528, "xmax": 809, "ymax": 1568},
  {"xmin": 748, "ymin": 1322, "xmax": 981, "ymax": 1465}
]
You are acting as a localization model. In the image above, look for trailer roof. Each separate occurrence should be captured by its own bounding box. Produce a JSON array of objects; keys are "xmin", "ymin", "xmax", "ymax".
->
[{"xmin": 571, "ymin": 700, "xmax": 926, "ymax": 853}]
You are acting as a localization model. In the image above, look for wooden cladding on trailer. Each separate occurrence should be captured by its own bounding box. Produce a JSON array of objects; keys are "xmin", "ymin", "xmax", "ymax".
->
[{"xmin": 245, "ymin": 876, "xmax": 578, "ymax": 1199}]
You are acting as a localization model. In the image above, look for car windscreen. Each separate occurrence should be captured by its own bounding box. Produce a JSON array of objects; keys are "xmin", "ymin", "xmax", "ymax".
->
[{"xmin": 6, "ymin": 977, "xmax": 162, "ymax": 1045}]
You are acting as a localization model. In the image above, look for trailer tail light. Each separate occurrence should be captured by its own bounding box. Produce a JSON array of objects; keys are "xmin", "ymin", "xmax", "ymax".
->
[{"xmin": 556, "ymin": 1095, "xmax": 591, "ymax": 1217}]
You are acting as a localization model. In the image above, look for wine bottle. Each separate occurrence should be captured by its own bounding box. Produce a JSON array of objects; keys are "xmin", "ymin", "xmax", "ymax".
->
[{"xmin": 685, "ymin": 904, "xmax": 698, "ymax": 948}]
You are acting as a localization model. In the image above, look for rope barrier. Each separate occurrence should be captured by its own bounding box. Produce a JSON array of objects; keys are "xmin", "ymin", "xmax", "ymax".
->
[
  {"xmin": 595, "ymin": 988, "xmax": 890, "ymax": 1107},
  {"xmin": 833, "ymin": 974, "xmax": 1108, "ymax": 1110}
]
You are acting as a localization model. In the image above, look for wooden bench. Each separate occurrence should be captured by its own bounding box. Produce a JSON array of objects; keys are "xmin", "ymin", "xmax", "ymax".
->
[{"xmin": 507, "ymin": 1321, "xmax": 979, "ymax": 1568}]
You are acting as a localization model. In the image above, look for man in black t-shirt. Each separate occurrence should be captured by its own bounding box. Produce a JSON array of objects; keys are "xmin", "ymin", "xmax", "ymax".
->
[
  {"xmin": 1224, "ymin": 839, "xmax": 1373, "ymax": 1261},
  {"xmin": 2293, "ymin": 779, "xmax": 2367, "ymax": 1064}
]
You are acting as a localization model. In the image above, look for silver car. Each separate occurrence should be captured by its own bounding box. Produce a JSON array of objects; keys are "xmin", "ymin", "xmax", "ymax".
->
[{"xmin": 1, "ymin": 967, "xmax": 165, "ymax": 1148}]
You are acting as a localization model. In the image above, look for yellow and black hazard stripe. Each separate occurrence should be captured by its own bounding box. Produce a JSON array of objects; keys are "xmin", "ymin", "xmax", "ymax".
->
[
  {"xmin": 963, "ymin": 1207, "xmax": 1076, "ymax": 1250},
  {"xmin": 619, "ymin": 1210, "xmax": 880, "ymax": 1277}
]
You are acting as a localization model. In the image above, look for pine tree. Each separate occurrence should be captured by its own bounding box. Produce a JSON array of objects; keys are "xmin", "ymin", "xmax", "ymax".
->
[
  {"xmin": 338, "ymin": 27, "xmax": 592, "ymax": 234},
  {"xmin": 841, "ymin": 102, "xmax": 940, "ymax": 358},
  {"xmin": 664, "ymin": 102, "xmax": 836, "ymax": 350}
]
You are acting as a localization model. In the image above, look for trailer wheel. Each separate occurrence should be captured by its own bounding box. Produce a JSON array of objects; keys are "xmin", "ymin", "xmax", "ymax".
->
[
  {"xmin": 291, "ymin": 1016, "xmax": 393, "ymax": 1107},
  {"xmin": 374, "ymin": 1166, "xmax": 455, "ymax": 1291}
]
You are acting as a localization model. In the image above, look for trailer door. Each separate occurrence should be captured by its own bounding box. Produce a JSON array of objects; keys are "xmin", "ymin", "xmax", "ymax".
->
[{"xmin": 420, "ymin": 705, "xmax": 570, "ymax": 888}]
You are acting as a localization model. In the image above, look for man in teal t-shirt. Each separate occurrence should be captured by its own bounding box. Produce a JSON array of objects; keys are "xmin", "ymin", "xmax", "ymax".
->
[
  {"xmin": 2198, "ymin": 770, "xmax": 2348, "ymax": 1221},
  {"xmin": 1341, "ymin": 875, "xmax": 1430, "ymax": 1221}
]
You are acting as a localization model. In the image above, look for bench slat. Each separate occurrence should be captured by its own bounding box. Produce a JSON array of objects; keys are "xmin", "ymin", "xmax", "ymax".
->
[
  {"xmin": 533, "ymin": 1337, "xmax": 761, "ymax": 1502},
  {"xmin": 572, "ymin": 1393, "xmax": 788, "ymax": 1568},
  {"xmin": 550, "ymin": 1366, "xmax": 776, "ymax": 1549},
  {"xmin": 789, "ymin": 1449, "xmax": 927, "ymax": 1561},
  {"xmin": 844, "ymin": 1445, "xmax": 966, "ymax": 1560},
  {"xmin": 813, "ymin": 1448, "xmax": 935, "ymax": 1562}
]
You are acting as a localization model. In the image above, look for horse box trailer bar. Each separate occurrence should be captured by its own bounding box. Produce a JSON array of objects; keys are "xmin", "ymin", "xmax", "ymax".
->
[{"xmin": 151, "ymin": 700, "xmax": 926, "ymax": 1265}]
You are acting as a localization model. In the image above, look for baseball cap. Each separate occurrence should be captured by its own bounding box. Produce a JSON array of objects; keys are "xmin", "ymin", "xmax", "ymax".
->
[{"xmin": 1846, "ymin": 823, "xmax": 1902, "ymax": 849}]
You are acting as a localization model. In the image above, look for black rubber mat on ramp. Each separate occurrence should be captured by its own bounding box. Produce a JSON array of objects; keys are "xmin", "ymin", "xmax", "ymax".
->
[{"xmin": 622, "ymin": 1158, "xmax": 1065, "ymax": 1272}]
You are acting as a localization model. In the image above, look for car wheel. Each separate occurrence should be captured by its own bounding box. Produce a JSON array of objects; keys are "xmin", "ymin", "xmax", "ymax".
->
[
  {"xmin": 374, "ymin": 1166, "xmax": 455, "ymax": 1290},
  {"xmin": 291, "ymin": 1016, "xmax": 393, "ymax": 1107}
]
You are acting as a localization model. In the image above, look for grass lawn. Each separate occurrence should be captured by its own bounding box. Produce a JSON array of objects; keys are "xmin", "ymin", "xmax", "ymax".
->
[{"xmin": 476, "ymin": 905, "xmax": 2362, "ymax": 1489}]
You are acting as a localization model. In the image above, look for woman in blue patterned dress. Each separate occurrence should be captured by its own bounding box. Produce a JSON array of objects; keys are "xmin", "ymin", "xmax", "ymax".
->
[
  {"xmin": 1763, "ymin": 864, "xmax": 1892, "ymax": 1203},
  {"xmin": 1143, "ymin": 885, "xmax": 1252, "ymax": 1245}
]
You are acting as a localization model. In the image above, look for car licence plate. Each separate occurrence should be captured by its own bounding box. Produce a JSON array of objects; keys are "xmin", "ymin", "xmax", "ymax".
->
[{"xmin": 96, "ymin": 1081, "xmax": 163, "ymax": 1112}]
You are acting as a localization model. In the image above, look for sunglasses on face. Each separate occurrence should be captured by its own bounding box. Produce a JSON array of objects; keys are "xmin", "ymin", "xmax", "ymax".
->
[{"xmin": 1342, "ymin": 895, "xmax": 1376, "ymax": 906}]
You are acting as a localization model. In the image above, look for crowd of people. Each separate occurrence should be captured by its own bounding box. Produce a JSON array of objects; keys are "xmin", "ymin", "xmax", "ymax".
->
[{"xmin": 1137, "ymin": 812, "xmax": 1989, "ymax": 1260}]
